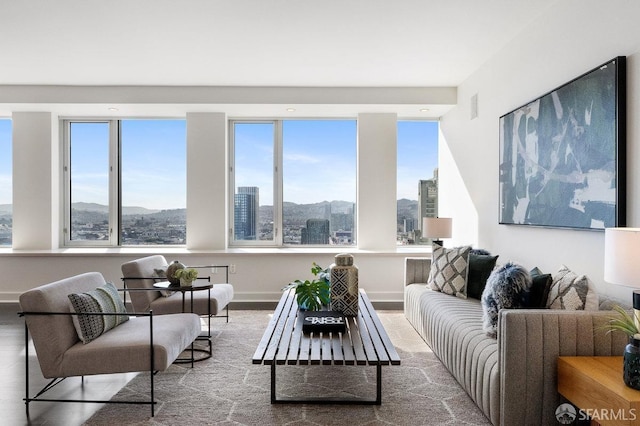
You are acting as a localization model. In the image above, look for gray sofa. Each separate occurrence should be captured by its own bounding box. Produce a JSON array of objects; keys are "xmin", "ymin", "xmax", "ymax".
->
[{"xmin": 404, "ymin": 257, "xmax": 628, "ymax": 426}]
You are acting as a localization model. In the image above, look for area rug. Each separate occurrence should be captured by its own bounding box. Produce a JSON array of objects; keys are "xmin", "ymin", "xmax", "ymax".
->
[{"xmin": 83, "ymin": 310, "xmax": 491, "ymax": 425}]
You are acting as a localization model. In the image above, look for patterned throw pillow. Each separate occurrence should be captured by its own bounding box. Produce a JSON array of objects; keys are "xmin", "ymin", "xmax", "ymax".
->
[
  {"xmin": 68, "ymin": 282, "xmax": 129, "ymax": 344},
  {"xmin": 428, "ymin": 244, "xmax": 471, "ymax": 299},
  {"xmin": 153, "ymin": 267, "xmax": 172, "ymax": 297},
  {"xmin": 546, "ymin": 265, "xmax": 599, "ymax": 310}
]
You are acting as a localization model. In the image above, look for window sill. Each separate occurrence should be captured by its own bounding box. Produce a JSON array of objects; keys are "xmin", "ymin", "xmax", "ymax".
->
[{"xmin": 0, "ymin": 246, "xmax": 431, "ymax": 257}]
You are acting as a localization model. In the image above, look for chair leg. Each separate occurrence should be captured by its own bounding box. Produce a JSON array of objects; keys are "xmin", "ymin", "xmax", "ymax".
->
[{"xmin": 24, "ymin": 321, "xmax": 30, "ymax": 419}]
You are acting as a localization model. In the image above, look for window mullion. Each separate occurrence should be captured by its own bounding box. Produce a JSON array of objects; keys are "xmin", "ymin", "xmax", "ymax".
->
[
  {"xmin": 274, "ymin": 120, "xmax": 283, "ymax": 246},
  {"xmin": 109, "ymin": 120, "xmax": 119, "ymax": 246}
]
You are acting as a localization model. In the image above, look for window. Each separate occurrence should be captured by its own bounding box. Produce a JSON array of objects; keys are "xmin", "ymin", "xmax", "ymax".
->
[
  {"xmin": 230, "ymin": 119, "xmax": 357, "ymax": 246},
  {"xmin": 0, "ymin": 119, "xmax": 11, "ymax": 246},
  {"xmin": 63, "ymin": 119, "xmax": 186, "ymax": 246},
  {"xmin": 397, "ymin": 121, "xmax": 439, "ymax": 245}
]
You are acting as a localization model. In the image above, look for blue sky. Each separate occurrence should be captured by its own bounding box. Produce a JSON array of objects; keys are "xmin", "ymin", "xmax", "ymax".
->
[
  {"xmin": 235, "ymin": 119, "xmax": 438, "ymax": 205},
  {"xmin": 0, "ymin": 118, "xmax": 437, "ymax": 209}
]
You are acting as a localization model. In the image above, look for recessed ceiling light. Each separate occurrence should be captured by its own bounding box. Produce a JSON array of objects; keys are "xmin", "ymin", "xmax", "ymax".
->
[
  {"xmin": 420, "ymin": 108, "xmax": 430, "ymax": 112},
  {"xmin": 286, "ymin": 107, "xmax": 296, "ymax": 112},
  {"xmin": 108, "ymin": 107, "xmax": 119, "ymax": 112}
]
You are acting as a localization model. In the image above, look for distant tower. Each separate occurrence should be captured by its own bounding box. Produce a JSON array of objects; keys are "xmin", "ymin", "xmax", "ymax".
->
[
  {"xmin": 419, "ymin": 169, "xmax": 439, "ymax": 240},
  {"xmin": 301, "ymin": 219, "xmax": 330, "ymax": 244},
  {"xmin": 234, "ymin": 186, "xmax": 259, "ymax": 240}
]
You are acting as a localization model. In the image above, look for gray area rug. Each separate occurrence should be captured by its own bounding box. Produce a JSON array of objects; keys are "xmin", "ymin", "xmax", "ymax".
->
[{"xmin": 84, "ymin": 310, "xmax": 491, "ymax": 425}]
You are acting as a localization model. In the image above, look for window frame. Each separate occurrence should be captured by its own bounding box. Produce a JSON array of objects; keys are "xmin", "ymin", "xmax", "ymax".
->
[
  {"xmin": 62, "ymin": 118, "xmax": 186, "ymax": 248},
  {"xmin": 62, "ymin": 119, "xmax": 119, "ymax": 247},
  {"xmin": 228, "ymin": 118, "xmax": 357, "ymax": 248}
]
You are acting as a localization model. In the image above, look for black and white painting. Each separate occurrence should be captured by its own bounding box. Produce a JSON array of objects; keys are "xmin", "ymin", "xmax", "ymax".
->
[{"xmin": 499, "ymin": 57, "xmax": 626, "ymax": 230}]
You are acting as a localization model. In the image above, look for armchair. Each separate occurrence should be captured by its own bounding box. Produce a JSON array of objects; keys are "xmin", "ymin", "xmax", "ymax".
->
[{"xmin": 18, "ymin": 272, "xmax": 201, "ymax": 417}]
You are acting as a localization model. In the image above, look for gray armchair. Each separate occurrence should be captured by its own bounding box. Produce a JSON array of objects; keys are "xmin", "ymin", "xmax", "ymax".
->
[{"xmin": 19, "ymin": 272, "xmax": 201, "ymax": 417}]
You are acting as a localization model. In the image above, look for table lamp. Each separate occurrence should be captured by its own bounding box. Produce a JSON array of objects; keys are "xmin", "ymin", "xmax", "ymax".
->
[
  {"xmin": 604, "ymin": 227, "xmax": 640, "ymax": 331},
  {"xmin": 422, "ymin": 217, "xmax": 452, "ymax": 247}
]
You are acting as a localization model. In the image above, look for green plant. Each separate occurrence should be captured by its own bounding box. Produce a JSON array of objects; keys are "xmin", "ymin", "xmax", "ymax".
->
[
  {"xmin": 174, "ymin": 268, "xmax": 198, "ymax": 282},
  {"xmin": 603, "ymin": 305, "xmax": 640, "ymax": 339},
  {"xmin": 283, "ymin": 262, "xmax": 330, "ymax": 311}
]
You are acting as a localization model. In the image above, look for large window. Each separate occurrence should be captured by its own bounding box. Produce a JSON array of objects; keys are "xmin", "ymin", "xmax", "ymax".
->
[
  {"xmin": 230, "ymin": 119, "xmax": 357, "ymax": 246},
  {"xmin": 0, "ymin": 119, "xmax": 11, "ymax": 246},
  {"xmin": 63, "ymin": 119, "xmax": 186, "ymax": 246},
  {"xmin": 397, "ymin": 121, "xmax": 439, "ymax": 245}
]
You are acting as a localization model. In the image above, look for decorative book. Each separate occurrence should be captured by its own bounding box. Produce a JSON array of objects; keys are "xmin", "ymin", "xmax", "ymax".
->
[{"xmin": 302, "ymin": 311, "xmax": 346, "ymax": 334}]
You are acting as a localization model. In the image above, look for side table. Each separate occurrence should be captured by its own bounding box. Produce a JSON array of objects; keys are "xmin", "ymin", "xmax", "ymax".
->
[
  {"xmin": 154, "ymin": 281, "xmax": 213, "ymax": 362},
  {"xmin": 558, "ymin": 356, "xmax": 640, "ymax": 425}
]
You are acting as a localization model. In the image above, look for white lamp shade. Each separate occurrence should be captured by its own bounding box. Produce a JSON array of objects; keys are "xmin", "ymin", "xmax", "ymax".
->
[
  {"xmin": 422, "ymin": 217, "xmax": 452, "ymax": 239},
  {"xmin": 604, "ymin": 227, "xmax": 640, "ymax": 288}
]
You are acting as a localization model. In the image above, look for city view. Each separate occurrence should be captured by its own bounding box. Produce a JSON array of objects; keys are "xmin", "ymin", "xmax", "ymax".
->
[{"xmin": 0, "ymin": 119, "xmax": 438, "ymax": 246}]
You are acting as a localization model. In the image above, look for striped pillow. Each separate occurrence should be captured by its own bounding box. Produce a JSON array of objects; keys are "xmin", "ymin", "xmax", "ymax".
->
[{"xmin": 68, "ymin": 282, "xmax": 129, "ymax": 344}]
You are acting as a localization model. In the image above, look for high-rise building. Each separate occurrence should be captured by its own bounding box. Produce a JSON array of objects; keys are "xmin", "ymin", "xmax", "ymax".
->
[
  {"xmin": 234, "ymin": 186, "xmax": 259, "ymax": 240},
  {"xmin": 419, "ymin": 169, "xmax": 439, "ymax": 241},
  {"xmin": 301, "ymin": 219, "xmax": 330, "ymax": 244}
]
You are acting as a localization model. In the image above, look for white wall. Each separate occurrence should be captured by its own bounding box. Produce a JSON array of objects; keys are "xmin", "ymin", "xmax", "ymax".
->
[{"xmin": 439, "ymin": 0, "xmax": 640, "ymax": 302}]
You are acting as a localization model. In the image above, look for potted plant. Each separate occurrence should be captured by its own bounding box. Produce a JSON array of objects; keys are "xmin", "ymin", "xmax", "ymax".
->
[
  {"xmin": 283, "ymin": 262, "xmax": 330, "ymax": 311},
  {"xmin": 173, "ymin": 268, "xmax": 198, "ymax": 286},
  {"xmin": 605, "ymin": 305, "xmax": 640, "ymax": 390}
]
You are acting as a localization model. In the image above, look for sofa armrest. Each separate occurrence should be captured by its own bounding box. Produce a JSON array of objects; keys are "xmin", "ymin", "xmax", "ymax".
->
[
  {"xmin": 404, "ymin": 257, "xmax": 431, "ymax": 286},
  {"xmin": 498, "ymin": 309, "xmax": 627, "ymax": 426}
]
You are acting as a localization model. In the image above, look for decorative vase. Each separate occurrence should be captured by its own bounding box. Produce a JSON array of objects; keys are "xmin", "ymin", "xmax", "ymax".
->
[
  {"xmin": 330, "ymin": 253, "xmax": 358, "ymax": 316},
  {"xmin": 624, "ymin": 336, "xmax": 640, "ymax": 390},
  {"xmin": 166, "ymin": 260, "xmax": 185, "ymax": 285},
  {"xmin": 180, "ymin": 277, "xmax": 193, "ymax": 287}
]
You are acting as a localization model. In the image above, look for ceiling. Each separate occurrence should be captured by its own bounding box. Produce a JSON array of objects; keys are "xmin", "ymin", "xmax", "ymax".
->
[{"xmin": 0, "ymin": 0, "xmax": 558, "ymax": 117}]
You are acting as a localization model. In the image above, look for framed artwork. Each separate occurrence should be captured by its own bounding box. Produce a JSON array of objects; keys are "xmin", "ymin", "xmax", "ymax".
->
[{"xmin": 499, "ymin": 56, "xmax": 626, "ymax": 230}]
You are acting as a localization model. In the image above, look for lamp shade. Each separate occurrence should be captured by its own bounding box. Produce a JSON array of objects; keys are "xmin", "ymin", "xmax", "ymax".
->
[
  {"xmin": 604, "ymin": 228, "xmax": 640, "ymax": 288},
  {"xmin": 422, "ymin": 217, "xmax": 452, "ymax": 239}
]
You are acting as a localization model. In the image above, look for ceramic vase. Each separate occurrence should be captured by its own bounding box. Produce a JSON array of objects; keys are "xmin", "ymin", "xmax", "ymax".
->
[
  {"xmin": 330, "ymin": 253, "xmax": 358, "ymax": 316},
  {"xmin": 166, "ymin": 260, "xmax": 185, "ymax": 285},
  {"xmin": 624, "ymin": 336, "xmax": 640, "ymax": 390}
]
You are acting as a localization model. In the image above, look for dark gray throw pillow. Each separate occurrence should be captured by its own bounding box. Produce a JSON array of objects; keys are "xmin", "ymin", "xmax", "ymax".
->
[
  {"xmin": 522, "ymin": 267, "xmax": 553, "ymax": 308},
  {"xmin": 467, "ymin": 250, "xmax": 499, "ymax": 300}
]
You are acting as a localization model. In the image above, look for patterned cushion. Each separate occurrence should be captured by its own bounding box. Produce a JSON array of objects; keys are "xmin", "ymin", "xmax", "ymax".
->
[
  {"xmin": 546, "ymin": 265, "xmax": 599, "ymax": 310},
  {"xmin": 153, "ymin": 267, "xmax": 172, "ymax": 297},
  {"xmin": 428, "ymin": 244, "xmax": 471, "ymax": 299},
  {"xmin": 68, "ymin": 282, "xmax": 129, "ymax": 344}
]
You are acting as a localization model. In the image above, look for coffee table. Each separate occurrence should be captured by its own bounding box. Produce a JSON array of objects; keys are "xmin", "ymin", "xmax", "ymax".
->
[{"xmin": 252, "ymin": 288, "xmax": 400, "ymax": 404}]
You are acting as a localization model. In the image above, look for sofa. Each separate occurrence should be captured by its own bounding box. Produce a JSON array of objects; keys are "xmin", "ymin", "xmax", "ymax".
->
[{"xmin": 404, "ymin": 257, "xmax": 628, "ymax": 426}]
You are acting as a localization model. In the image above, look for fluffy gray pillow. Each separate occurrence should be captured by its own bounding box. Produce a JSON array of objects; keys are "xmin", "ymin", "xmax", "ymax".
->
[{"xmin": 481, "ymin": 262, "xmax": 532, "ymax": 338}]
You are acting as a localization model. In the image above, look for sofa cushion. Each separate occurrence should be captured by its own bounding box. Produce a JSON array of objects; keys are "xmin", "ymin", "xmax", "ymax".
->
[
  {"xmin": 481, "ymin": 262, "xmax": 531, "ymax": 338},
  {"xmin": 467, "ymin": 251, "xmax": 499, "ymax": 300},
  {"xmin": 68, "ymin": 282, "xmax": 129, "ymax": 344},
  {"xmin": 547, "ymin": 265, "xmax": 599, "ymax": 310},
  {"xmin": 428, "ymin": 244, "xmax": 471, "ymax": 299},
  {"xmin": 522, "ymin": 267, "xmax": 553, "ymax": 308}
]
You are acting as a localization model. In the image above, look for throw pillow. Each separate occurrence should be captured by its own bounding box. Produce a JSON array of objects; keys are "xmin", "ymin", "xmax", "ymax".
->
[
  {"xmin": 546, "ymin": 265, "xmax": 599, "ymax": 310},
  {"xmin": 153, "ymin": 267, "xmax": 172, "ymax": 297},
  {"xmin": 466, "ymin": 250, "xmax": 499, "ymax": 300},
  {"xmin": 481, "ymin": 262, "xmax": 532, "ymax": 338},
  {"xmin": 427, "ymin": 244, "xmax": 471, "ymax": 299},
  {"xmin": 68, "ymin": 282, "xmax": 129, "ymax": 344},
  {"xmin": 522, "ymin": 267, "xmax": 553, "ymax": 308}
]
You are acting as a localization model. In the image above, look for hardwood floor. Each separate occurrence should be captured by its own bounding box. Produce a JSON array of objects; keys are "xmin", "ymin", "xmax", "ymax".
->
[{"xmin": 1, "ymin": 303, "xmax": 136, "ymax": 426}]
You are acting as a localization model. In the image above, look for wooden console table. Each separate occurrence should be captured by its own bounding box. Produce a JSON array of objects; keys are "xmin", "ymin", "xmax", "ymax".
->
[{"xmin": 558, "ymin": 356, "xmax": 640, "ymax": 426}]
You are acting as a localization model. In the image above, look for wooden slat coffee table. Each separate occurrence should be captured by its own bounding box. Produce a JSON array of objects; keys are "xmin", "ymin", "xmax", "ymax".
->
[{"xmin": 252, "ymin": 288, "xmax": 401, "ymax": 404}]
